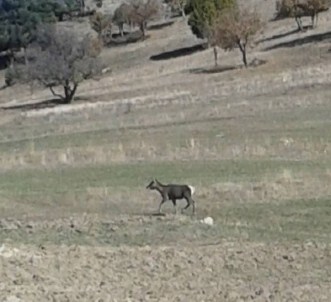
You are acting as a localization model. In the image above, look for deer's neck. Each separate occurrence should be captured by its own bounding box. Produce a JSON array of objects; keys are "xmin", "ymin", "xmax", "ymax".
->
[{"xmin": 156, "ymin": 185, "xmax": 166, "ymax": 195}]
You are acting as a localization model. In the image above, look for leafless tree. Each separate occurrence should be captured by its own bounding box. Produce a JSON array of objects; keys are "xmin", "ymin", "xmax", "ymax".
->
[
  {"xmin": 89, "ymin": 11, "xmax": 112, "ymax": 43},
  {"xmin": 127, "ymin": 0, "xmax": 162, "ymax": 36},
  {"xmin": 275, "ymin": 0, "xmax": 330, "ymax": 31},
  {"xmin": 113, "ymin": 2, "xmax": 134, "ymax": 36},
  {"xmin": 23, "ymin": 25, "xmax": 103, "ymax": 103},
  {"xmin": 209, "ymin": 7, "xmax": 262, "ymax": 67},
  {"xmin": 165, "ymin": 0, "xmax": 187, "ymax": 18}
]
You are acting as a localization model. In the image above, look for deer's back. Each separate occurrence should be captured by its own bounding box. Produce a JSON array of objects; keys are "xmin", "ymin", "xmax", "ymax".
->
[{"xmin": 166, "ymin": 184, "xmax": 191, "ymax": 199}]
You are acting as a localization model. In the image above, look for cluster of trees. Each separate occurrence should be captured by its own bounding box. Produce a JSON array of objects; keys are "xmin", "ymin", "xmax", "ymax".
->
[
  {"xmin": 110, "ymin": 0, "xmax": 162, "ymax": 38},
  {"xmin": 0, "ymin": 0, "xmax": 106, "ymax": 103},
  {"xmin": 108, "ymin": 0, "xmax": 263, "ymax": 67},
  {"xmin": 185, "ymin": 0, "xmax": 262, "ymax": 67},
  {"xmin": 0, "ymin": 0, "xmax": 266, "ymax": 103},
  {"xmin": 275, "ymin": 0, "xmax": 330, "ymax": 31},
  {"xmin": 0, "ymin": 0, "xmax": 65, "ymax": 60},
  {"xmin": 7, "ymin": 24, "xmax": 103, "ymax": 103},
  {"xmin": 2, "ymin": 0, "xmax": 330, "ymax": 104},
  {"xmin": 0, "ymin": 0, "xmax": 103, "ymax": 62}
]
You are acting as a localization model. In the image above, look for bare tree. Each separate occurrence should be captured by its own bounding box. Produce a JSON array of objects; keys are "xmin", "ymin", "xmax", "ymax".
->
[
  {"xmin": 275, "ymin": 0, "xmax": 330, "ymax": 31},
  {"xmin": 113, "ymin": 2, "xmax": 134, "ymax": 36},
  {"xmin": 23, "ymin": 25, "xmax": 103, "ymax": 104},
  {"xmin": 127, "ymin": 0, "xmax": 162, "ymax": 36},
  {"xmin": 165, "ymin": 0, "xmax": 187, "ymax": 18},
  {"xmin": 209, "ymin": 7, "xmax": 262, "ymax": 67},
  {"xmin": 89, "ymin": 11, "xmax": 112, "ymax": 43}
]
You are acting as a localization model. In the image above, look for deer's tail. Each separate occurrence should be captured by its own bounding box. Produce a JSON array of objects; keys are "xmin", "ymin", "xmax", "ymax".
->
[{"xmin": 188, "ymin": 185, "xmax": 195, "ymax": 196}]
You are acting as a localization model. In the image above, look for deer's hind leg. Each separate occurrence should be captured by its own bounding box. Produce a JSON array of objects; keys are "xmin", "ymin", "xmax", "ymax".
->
[
  {"xmin": 171, "ymin": 199, "xmax": 178, "ymax": 214},
  {"xmin": 182, "ymin": 195, "xmax": 196, "ymax": 215}
]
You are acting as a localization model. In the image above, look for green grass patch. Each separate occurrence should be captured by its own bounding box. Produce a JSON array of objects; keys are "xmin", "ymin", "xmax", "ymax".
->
[
  {"xmin": 1, "ymin": 197, "xmax": 330, "ymax": 246},
  {"xmin": 0, "ymin": 159, "xmax": 328, "ymax": 198},
  {"xmin": 219, "ymin": 198, "xmax": 331, "ymax": 243}
]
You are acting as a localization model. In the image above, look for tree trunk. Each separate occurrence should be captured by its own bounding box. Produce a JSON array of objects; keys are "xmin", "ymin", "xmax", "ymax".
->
[
  {"xmin": 119, "ymin": 24, "xmax": 124, "ymax": 36},
  {"xmin": 213, "ymin": 46, "xmax": 218, "ymax": 67},
  {"xmin": 63, "ymin": 81, "xmax": 78, "ymax": 103},
  {"xmin": 8, "ymin": 49, "xmax": 15, "ymax": 68},
  {"xmin": 312, "ymin": 12, "xmax": 318, "ymax": 28},
  {"xmin": 238, "ymin": 42, "xmax": 248, "ymax": 67},
  {"xmin": 180, "ymin": 7, "xmax": 186, "ymax": 19},
  {"xmin": 140, "ymin": 23, "xmax": 146, "ymax": 37},
  {"xmin": 23, "ymin": 47, "xmax": 28, "ymax": 66},
  {"xmin": 295, "ymin": 16, "xmax": 303, "ymax": 31},
  {"xmin": 80, "ymin": 0, "xmax": 85, "ymax": 14}
]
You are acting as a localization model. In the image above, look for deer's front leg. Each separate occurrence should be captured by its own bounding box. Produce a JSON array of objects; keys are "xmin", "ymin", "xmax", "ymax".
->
[{"xmin": 158, "ymin": 196, "xmax": 168, "ymax": 213}]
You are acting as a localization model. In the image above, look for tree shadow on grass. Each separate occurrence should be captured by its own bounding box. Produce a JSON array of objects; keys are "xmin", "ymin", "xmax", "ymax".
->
[
  {"xmin": 257, "ymin": 28, "xmax": 300, "ymax": 44},
  {"xmin": 188, "ymin": 58, "xmax": 266, "ymax": 75},
  {"xmin": 150, "ymin": 43, "xmax": 207, "ymax": 61},
  {"xmin": 189, "ymin": 65, "xmax": 237, "ymax": 74},
  {"xmin": 1, "ymin": 98, "xmax": 67, "ymax": 111},
  {"xmin": 108, "ymin": 30, "xmax": 149, "ymax": 47},
  {"xmin": 264, "ymin": 30, "xmax": 331, "ymax": 51},
  {"xmin": 137, "ymin": 212, "xmax": 167, "ymax": 217},
  {"xmin": 147, "ymin": 20, "xmax": 175, "ymax": 31}
]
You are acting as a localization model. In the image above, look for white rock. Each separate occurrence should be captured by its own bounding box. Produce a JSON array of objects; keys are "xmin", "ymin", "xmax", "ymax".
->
[{"xmin": 201, "ymin": 217, "xmax": 214, "ymax": 226}]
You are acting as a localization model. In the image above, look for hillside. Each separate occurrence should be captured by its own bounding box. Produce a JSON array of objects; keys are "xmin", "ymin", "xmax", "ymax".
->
[{"xmin": 0, "ymin": 1, "xmax": 331, "ymax": 301}]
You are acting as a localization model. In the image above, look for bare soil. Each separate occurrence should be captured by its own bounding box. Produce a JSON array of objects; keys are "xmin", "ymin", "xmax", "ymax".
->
[{"xmin": 0, "ymin": 214, "xmax": 330, "ymax": 302}]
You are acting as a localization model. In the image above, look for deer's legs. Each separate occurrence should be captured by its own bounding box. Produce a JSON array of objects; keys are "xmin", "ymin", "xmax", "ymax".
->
[
  {"xmin": 171, "ymin": 199, "xmax": 178, "ymax": 214},
  {"xmin": 191, "ymin": 198, "xmax": 196, "ymax": 215},
  {"xmin": 181, "ymin": 197, "xmax": 196, "ymax": 215},
  {"xmin": 158, "ymin": 198, "xmax": 167, "ymax": 213}
]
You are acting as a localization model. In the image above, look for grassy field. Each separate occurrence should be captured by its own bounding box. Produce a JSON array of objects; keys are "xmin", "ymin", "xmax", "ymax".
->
[{"xmin": 0, "ymin": 4, "xmax": 331, "ymax": 300}]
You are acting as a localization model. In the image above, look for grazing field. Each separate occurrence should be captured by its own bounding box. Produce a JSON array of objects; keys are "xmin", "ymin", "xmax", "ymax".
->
[{"xmin": 0, "ymin": 2, "xmax": 331, "ymax": 301}]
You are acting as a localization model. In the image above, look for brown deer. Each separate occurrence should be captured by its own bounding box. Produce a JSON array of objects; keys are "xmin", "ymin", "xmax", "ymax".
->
[{"xmin": 146, "ymin": 178, "xmax": 196, "ymax": 215}]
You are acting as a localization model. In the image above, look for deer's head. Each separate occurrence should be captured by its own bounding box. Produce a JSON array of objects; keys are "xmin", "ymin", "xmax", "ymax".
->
[{"xmin": 146, "ymin": 178, "xmax": 160, "ymax": 190}]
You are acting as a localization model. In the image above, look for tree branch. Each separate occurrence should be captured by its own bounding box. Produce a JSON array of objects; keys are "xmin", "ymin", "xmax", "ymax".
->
[{"xmin": 49, "ymin": 86, "xmax": 65, "ymax": 101}]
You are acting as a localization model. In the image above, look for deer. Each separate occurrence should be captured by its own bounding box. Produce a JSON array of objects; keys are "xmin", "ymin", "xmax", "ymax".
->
[{"xmin": 146, "ymin": 178, "xmax": 196, "ymax": 215}]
